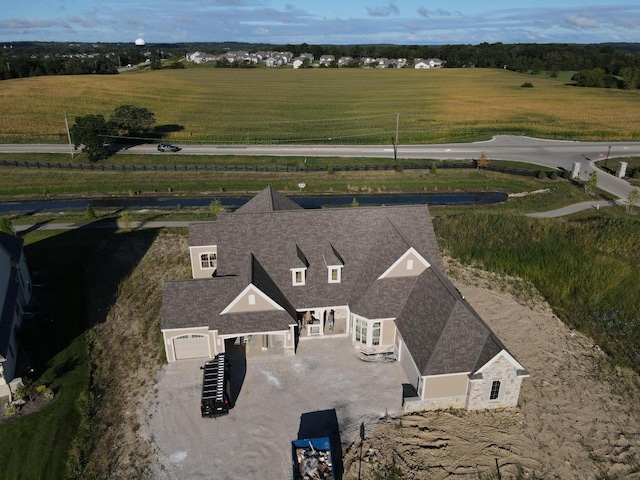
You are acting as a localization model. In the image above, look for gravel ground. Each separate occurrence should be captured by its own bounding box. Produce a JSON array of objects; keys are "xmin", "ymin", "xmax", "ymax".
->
[{"xmin": 143, "ymin": 336, "xmax": 408, "ymax": 480}]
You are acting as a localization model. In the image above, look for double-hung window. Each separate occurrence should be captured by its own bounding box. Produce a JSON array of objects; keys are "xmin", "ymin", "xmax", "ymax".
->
[{"xmin": 200, "ymin": 253, "xmax": 217, "ymax": 269}]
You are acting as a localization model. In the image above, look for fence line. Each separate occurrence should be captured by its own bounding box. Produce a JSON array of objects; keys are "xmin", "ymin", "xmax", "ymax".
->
[{"xmin": 0, "ymin": 159, "xmax": 544, "ymax": 176}]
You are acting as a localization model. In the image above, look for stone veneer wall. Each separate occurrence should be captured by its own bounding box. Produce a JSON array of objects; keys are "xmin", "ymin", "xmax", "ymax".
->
[
  {"xmin": 466, "ymin": 355, "xmax": 523, "ymax": 410},
  {"xmin": 403, "ymin": 395, "xmax": 466, "ymax": 413}
]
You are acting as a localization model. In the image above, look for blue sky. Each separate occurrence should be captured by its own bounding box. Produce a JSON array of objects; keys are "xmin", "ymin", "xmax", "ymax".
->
[{"xmin": 1, "ymin": 1, "xmax": 639, "ymax": 45}]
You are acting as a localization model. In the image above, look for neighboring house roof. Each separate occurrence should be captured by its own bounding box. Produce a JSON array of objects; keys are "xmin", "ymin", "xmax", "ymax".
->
[
  {"xmin": 0, "ymin": 233, "xmax": 25, "ymax": 361},
  {"xmin": 164, "ymin": 187, "xmax": 522, "ymax": 378},
  {"xmin": 0, "ymin": 232, "xmax": 23, "ymax": 262}
]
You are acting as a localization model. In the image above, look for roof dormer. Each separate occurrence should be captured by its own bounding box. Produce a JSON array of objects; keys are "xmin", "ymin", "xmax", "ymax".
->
[
  {"xmin": 291, "ymin": 245, "xmax": 308, "ymax": 286},
  {"xmin": 324, "ymin": 243, "xmax": 344, "ymax": 284}
]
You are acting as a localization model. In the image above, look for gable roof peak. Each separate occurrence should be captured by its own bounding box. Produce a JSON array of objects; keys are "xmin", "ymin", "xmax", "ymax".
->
[{"xmin": 235, "ymin": 186, "xmax": 303, "ymax": 214}]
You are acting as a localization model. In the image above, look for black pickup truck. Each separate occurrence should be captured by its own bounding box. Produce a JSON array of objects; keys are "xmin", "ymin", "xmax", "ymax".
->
[{"xmin": 200, "ymin": 353, "xmax": 232, "ymax": 418}]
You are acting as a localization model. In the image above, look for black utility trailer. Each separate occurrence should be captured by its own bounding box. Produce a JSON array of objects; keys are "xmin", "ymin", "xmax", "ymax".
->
[{"xmin": 200, "ymin": 353, "xmax": 231, "ymax": 418}]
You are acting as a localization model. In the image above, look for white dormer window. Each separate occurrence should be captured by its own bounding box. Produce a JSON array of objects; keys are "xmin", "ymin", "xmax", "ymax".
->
[
  {"xmin": 328, "ymin": 266, "xmax": 342, "ymax": 284},
  {"xmin": 291, "ymin": 268, "xmax": 306, "ymax": 286}
]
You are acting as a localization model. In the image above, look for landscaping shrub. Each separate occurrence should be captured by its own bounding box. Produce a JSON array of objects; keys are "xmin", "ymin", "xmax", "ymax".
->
[
  {"xmin": 549, "ymin": 171, "xmax": 558, "ymax": 180},
  {"xmin": 536, "ymin": 170, "xmax": 546, "ymax": 179},
  {"xmin": 562, "ymin": 170, "xmax": 572, "ymax": 180},
  {"xmin": 85, "ymin": 205, "xmax": 96, "ymax": 220},
  {"xmin": 521, "ymin": 82, "xmax": 534, "ymax": 88},
  {"xmin": 4, "ymin": 404, "xmax": 19, "ymax": 417}
]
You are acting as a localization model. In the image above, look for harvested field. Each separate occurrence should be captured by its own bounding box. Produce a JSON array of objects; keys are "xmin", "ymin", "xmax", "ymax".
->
[{"xmin": 2, "ymin": 69, "xmax": 639, "ymax": 143}]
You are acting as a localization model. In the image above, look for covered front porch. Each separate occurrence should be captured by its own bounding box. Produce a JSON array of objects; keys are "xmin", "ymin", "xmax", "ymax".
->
[{"xmin": 297, "ymin": 306, "xmax": 349, "ymax": 338}]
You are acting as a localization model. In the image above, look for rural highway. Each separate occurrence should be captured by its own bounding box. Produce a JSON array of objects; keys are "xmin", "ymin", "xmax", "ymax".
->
[{"xmin": 1, "ymin": 135, "xmax": 639, "ymax": 203}]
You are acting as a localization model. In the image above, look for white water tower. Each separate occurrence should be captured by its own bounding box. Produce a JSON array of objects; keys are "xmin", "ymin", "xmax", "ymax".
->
[{"xmin": 135, "ymin": 37, "xmax": 146, "ymax": 58}]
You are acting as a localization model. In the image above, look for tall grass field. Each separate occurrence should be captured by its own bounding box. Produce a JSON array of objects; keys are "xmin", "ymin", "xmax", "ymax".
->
[
  {"xmin": 1, "ymin": 68, "xmax": 639, "ymax": 144},
  {"xmin": 434, "ymin": 211, "xmax": 640, "ymax": 374}
]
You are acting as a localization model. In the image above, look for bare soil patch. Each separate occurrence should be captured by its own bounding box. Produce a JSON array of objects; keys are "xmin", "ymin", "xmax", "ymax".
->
[
  {"xmin": 82, "ymin": 228, "xmax": 190, "ymax": 479},
  {"xmin": 342, "ymin": 260, "xmax": 640, "ymax": 479}
]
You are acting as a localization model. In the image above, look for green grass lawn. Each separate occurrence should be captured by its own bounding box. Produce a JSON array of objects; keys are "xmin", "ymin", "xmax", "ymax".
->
[
  {"xmin": 0, "ymin": 336, "xmax": 90, "ymax": 479},
  {"xmin": 0, "ymin": 228, "xmax": 116, "ymax": 480},
  {"xmin": 0, "ymin": 154, "xmax": 572, "ymax": 197}
]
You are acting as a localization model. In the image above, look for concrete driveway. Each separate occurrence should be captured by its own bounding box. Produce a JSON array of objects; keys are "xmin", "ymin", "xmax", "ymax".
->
[{"xmin": 143, "ymin": 336, "xmax": 408, "ymax": 480}]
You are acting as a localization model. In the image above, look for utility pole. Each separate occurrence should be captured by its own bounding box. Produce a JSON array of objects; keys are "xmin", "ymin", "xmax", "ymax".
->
[
  {"xmin": 393, "ymin": 113, "xmax": 399, "ymax": 161},
  {"xmin": 63, "ymin": 114, "xmax": 74, "ymax": 159},
  {"xmin": 605, "ymin": 145, "xmax": 611, "ymax": 169}
]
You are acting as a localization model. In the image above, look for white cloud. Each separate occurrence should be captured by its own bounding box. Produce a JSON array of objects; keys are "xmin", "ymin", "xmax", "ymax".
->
[
  {"xmin": 565, "ymin": 14, "xmax": 599, "ymax": 29},
  {"xmin": 366, "ymin": 3, "xmax": 399, "ymax": 18},
  {"xmin": 3, "ymin": 3, "xmax": 640, "ymax": 45},
  {"xmin": 613, "ymin": 19, "xmax": 637, "ymax": 30}
]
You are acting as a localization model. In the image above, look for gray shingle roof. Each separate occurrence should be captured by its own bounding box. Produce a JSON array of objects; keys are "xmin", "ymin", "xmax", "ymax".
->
[
  {"xmin": 161, "ymin": 277, "xmax": 295, "ymax": 334},
  {"xmin": 164, "ymin": 187, "xmax": 522, "ymax": 377},
  {"xmin": 0, "ymin": 265, "xmax": 19, "ymax": 360},
  {"xmin": 0, "ymin": 232, "xmax": 24, "ymax": 262},
  {"xmin": 235, "ymin": 186, "xmax": 303, "ymax": 214},
  {"xmin": 0, "ymin": 234, "xmax": 25, "ymax": 360}
]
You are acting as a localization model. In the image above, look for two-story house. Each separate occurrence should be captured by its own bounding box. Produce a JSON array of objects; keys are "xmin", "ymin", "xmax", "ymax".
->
[
  {"xmin": 0, "ymin": 232, "xmax": 32, "ymax": 397},
  {"xmin": 161, "ymin": 187, "xmax": 528, "ymax": 411}
]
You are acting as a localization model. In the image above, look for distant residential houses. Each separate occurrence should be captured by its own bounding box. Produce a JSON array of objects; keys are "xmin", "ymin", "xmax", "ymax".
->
[{"xmin": 185, "ymin": 50, "xmax": 444, "ymax": 69}]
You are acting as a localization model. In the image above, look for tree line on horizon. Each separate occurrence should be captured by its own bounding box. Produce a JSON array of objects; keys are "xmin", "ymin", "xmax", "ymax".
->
[{"xmin": 1, "ymin": 41, "xmax": 640, "ymax": 89}]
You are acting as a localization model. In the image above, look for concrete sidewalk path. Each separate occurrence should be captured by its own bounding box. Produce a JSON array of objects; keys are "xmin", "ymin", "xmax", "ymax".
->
[{"xmin": 526, "ymin": 200, "xmax": 617, "ymax": 218}]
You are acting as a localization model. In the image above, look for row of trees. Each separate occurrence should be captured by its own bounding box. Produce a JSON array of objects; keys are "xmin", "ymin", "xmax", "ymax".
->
[
  {"xmin": 0, "ymin": 43, "xmax": 169, "ymax": 80},
  {"xmin": 572, "ymin": 66, "xmax": 640, "ymax": 90},
  {"xmin": 280, "ymin": 42, "xmax": 640, "ymax": 72},
  {"xmin": 0, "ymin": 54, "xmax": 119, "ymax": 80},
  {"xmin": 3, "ymin": 41, "xmax": 640, "ymax": 81},
  {"xmin": 70, "ymin": 105, "xmax": 156, "ymax": 161}
]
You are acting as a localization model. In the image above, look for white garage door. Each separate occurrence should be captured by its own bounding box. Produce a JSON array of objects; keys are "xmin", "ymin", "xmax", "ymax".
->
[{"xmin": 173, "ymin": 334, "xmax": 210, "ymax": 360}]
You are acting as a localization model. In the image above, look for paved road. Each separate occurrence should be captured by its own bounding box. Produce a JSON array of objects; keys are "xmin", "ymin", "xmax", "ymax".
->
[{"xmin": 2, "ymin": 136, "xmax": 639, "ymax": 203}]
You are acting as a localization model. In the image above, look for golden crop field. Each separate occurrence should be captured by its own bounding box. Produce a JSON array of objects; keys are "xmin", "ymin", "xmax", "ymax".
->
[{"xmin": 1, "ymin": 67, "xmax": 639, "ymax": 144}]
